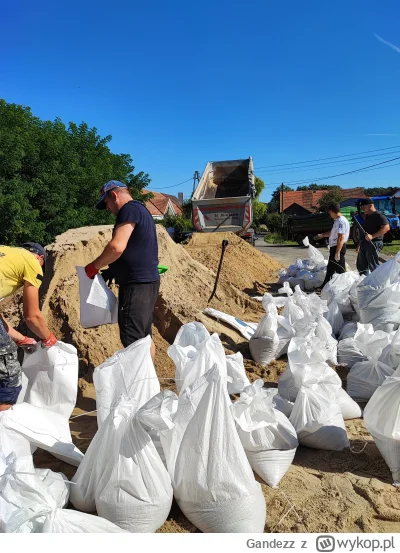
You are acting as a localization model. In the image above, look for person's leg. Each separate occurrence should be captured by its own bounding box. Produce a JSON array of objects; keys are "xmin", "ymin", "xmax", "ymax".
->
[
  {"xmin": 321, "ymin": 247, "xmax": 337, "ymax": 288},
  {"xmin": 365, "ymin": 240, "xmax": 380, "ymax": 273},
  {"xmin": 0, "ymin": 316, "xmax": 22, "ymax": 410},
  {"xmin": 356, "ymin": 241, "xmax": 369, "ymax": 276}
]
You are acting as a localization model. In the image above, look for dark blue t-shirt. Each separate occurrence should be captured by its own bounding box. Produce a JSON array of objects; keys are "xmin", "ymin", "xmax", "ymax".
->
[{"xmin": 109, "ymin": 201, "xmax": 159, "ymax": 285}]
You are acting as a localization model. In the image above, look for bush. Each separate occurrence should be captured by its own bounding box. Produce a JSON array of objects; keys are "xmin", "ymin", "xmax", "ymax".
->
[
  {"xmin": 264, "ymin": 232, "xmax": 294, "ymax": 245},
  {"xmin": 256, "ymin": 224, "xmax": 268, "ymax": 234},
  {"xmin": 264, "ymin": 212, "xmax": 288, "ymax": 232},
  {"xmin": 161, "ymin": 214, "xmax": 192, "ymax": 233}
]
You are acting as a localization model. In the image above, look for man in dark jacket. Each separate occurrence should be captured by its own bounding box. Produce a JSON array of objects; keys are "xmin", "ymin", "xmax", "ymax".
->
[
  {"xmin": 356, "ymin": 198, "xmax": 390, "ymax": 275},
  {"xmin": 85, "ymin": 181, "xmax": 160, "ymax": 361}
]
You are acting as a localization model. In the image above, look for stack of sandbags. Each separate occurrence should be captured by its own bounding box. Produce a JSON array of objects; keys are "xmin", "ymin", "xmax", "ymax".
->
[
  {"xmin": 277, "ymin": 237, "xmax": 327, "ymax": 291},
  {"xmin": 232, "ymin": 379, "xmax": 298, "ymax": 488},
  {"xmin": 357, "ymin": 252, "xmax": 400, "ymax": 332},
  {"xmin": 337, "ymin": 323, "xmax": 391, "ymax": 368},
  {"xmin": 138, "ymin": 365, "xmax": 266, "ymax": 533},
  {"xmin": 379, "ymin": 327, "xmax": 400, "ymax": 369},
  {"xmin": 364, "ymin": 366, "xmax": 400, "ymax": 485}
]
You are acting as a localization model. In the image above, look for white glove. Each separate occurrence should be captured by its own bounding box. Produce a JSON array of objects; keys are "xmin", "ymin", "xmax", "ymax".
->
[{"xmin": 334, "ymin": 252, "xmax": 340, "ymax": 262}]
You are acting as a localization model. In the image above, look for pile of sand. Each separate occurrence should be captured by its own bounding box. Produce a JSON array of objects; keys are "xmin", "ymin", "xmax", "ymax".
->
[
  {"xmin": 4, "ymin": 225, "xmax": 400, "ymax": 533},
  {"xmin": 185, "ymin": 232, "xmax": 282, "ymax": 295}
]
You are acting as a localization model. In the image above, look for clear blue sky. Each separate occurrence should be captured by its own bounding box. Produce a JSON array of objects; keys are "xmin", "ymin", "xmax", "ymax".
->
[{"xmin": 2, "ymin": 0, "xmax": 400, "ymax": 202}]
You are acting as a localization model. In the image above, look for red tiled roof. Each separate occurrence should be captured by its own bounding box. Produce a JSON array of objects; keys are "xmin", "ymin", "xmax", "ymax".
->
[
  {"xmin": 143, "ymin": 190, "xmax": 183, "ymax": 216},
  {"xmin": 281, "ymin": 187, "xmax": 366, "ymax": 212}
]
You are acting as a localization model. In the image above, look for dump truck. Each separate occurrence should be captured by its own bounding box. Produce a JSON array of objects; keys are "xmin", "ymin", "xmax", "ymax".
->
[{"xmin": 192, "ymin": 158, "xmax": 256, "ymax": 243}]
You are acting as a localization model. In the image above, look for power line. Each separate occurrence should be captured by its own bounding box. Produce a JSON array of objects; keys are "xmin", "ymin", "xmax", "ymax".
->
[
  {"xmin": 256, "ymin": 150, "xmax": 400, "ymax": 175},
  {"xmin": 263, "ymin": 156, "xmax": 400, "ymax": 187},
  {"xmin": 254, "ymin": 145, "xmax": 400, "ymax": 170},
  {"xmin": 151, "ymin": 178, "xmax": 193, "ymax": 191}
]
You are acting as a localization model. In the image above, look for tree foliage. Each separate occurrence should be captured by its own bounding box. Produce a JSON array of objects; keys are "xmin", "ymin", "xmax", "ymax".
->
[
  {"xmin": 252, "ymin": 200, "xmax": 267, "ymax": 228},
  {"xmin": 363, "ymin": 186, "xmax": 398, "ymax": 197},
  {"xmin": 254, "ymin": 176, "xmax": 265, "ymax": 198},
  {"xmin": 0, "ymin": 99, "xmax": 151, "ymax": 245},
  {"xmin": 317, "ymin": 188, "xmax": 345, "ymax": 212},
  {"xmin": 296, "ymin": 183, "xmax": 338, "ymax": 191}
]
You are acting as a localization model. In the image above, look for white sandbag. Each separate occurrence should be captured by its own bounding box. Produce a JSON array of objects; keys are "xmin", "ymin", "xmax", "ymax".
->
[
  {"xmin": 347, "ymin": 360, "xmax": 394, "ymax": 402},
  {"xmin": 35, "ymin": 468, "xmax": 70, "ymax": 508},
  {"xmin": 324, "ymin": 299, "xmax": 344, "ymax": 337},
  {"xmin": 261, "ymin": 388, "xmax": 294, "ymax": 418},
  {"xmin": 170, "ymin": 333, "xmax": 227, "ymax": 393},
  {"xmin": 232, "ymin": 380, "xmax": 298, "ymax": 488},
  {"xmin": 226, "ymin": 352, "xmax": 250, "ymax": 394},
  {"xmin": 339, "ymin": 322, "xmax": 358, "ymax": 341},
  {"xmin": 329, "ymin": 387, "xmax": 362, "ymax": 420},
  {"xmin": 314, "ymin": 315, "xmax": 338, "ymax": 366},
  {"xmin": 203, "ymin": 307, "xmax": 257, "ymax": 340},
  {"xmin": 77, "ymin": 266, "xmax": 118, "ymax": 328},
  {"xmin": 20, "ymin": 342, "xmax": 78, "ymax": 419},
  {"xmin": 337, "ymin": 339, "xmax": 368, "ymax": 368},
  {"xmin": 139, "ymin": 367, "xmax": 266, "ymax": 533},
  {"xmin": 380, "ymin": 327, "xmax": 400, "ymax": 369},
  {"xmin": 321, "ymin": 272, "xmax": 360, "ymax": 316},
  {"xmin": 289, "ymin": 366, "xmax": 349, "ymax": 451},
  {"xmin": 0, "ymin": 457, "xmax": 127, "ymax": 533},
  {"xmin": 364, "ymin": 367, "xmax": 400, "ymax": 482},
  {"xmin": 278, "ymin": 281, "xmax": 293, "ymax": 296},
  {"xmin": 302, "ymin": 236, "xmax": 325, "ymax": 265},
  {"xmin": 172, "ymin": 321, "xmax": 210, "ymax": 348},
  {"xmin": 93, "ymin": 335, "xmax": 159, "ymax": 427},
  {"xmin": 249, "ymin": 313, "xmax": 279, "ymax": 366},
  {"xmin": 2, "ymin": 403, "xmax": 83, "ymax": 466},
  {"xmin": 282, "ymin": 297, "xmax": 304, "ymax": 325},
  {"xmin": 95, "ymin": 414, "xmax": 173, "ymax": 532},
  {"xmin": 276, "ymin": 316, "xmax": 296, "ymax": 357},
  {"xmin": 357, "ymin": 252, "xmax": 400, "ymax": 330}
]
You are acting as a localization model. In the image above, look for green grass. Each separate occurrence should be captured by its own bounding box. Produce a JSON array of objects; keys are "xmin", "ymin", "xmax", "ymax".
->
[
  {"xmin": 381, "ymin": 241, "xmax": 400, "ymax": 256},
  {"xmin": 264, "ymin": 233, "xmax": 297, "ymax": 245}
]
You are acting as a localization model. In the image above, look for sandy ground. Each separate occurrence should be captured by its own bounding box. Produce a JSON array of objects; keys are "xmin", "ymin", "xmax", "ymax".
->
[{"xmin": 5, "ymin": 226, "xmax": 400, "ymax": 533}]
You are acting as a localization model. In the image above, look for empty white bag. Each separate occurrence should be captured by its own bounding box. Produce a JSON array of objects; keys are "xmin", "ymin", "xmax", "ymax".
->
[
  {"xmin": 203, "ymin": 308, "xmax": 257, "ymax": 340},
  {"xmin": 347, "ymin": 360, "xmax": 394, "ymax": 402},
  {"xmin": 232, "ymin": 380, "xmax": 298, "ymax": 488},
  {"xmin": 93, "ymin": 335, "xmax": 160, "ymax": 427},
  {"xmin": 77, "ymin": 266, "xmax": 118, "ymax": 328},
  {"xmin": 226, "ymin": 352, "xmax": 250, "ymax": 394},
  {"xmin": 364, "ymin": 366, "xmax": 400, "ymax": 483},
  {"xmin": 139, "ymin": 366, "xmax": 266, "ymax": 533},
  {"xmin": 20, "ymin": 341, "xmax": 78, "ymax": 419},
  {"xmin": 302, "ymin": 236, "xmax": 325, "ymax": 265}
]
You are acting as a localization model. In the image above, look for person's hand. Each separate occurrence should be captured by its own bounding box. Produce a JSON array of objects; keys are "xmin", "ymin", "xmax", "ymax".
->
[
  {"xmin": 334, "ymin": 252, "xmax": 340, "ymax": 262},
  {"xmin": 314, "ymin": 234, "xmax": 322, "ymax": 240},
  {"xmin": 365, "ymin": 233, "xmax": 373, "ymax": 242},
  {"xmin": 85, "ymin": 262, "xmax": 99, "ymax": 279},
  {"xmin": 42, "ymin": 333, "xmax": 58, "ymax": 348},
  {"xmin": 16, "ymin": 336, "xmax": 37, "ymax": 354},
  {"xmin": 100, "ymin": 268, "xmax": 114, "ymax": 286}
]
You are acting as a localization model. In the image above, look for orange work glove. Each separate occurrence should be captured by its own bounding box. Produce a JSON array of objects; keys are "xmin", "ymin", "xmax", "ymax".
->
[
  {"xmin": 85, "ymin": 262, "xmax": 99, "ymax": 279},
  {"xmin": 16, "ymin": 336, "xmax": 37, "ymax": 353},
  {"xmin": 42, "ymin": 333, "xmax": 58, "ymax": 348}
]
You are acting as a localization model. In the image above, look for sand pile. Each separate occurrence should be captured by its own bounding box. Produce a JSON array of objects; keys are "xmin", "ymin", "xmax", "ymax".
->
[{"xmin": 185, "ymin": 232, "xmax": 282, "ymax": 295}]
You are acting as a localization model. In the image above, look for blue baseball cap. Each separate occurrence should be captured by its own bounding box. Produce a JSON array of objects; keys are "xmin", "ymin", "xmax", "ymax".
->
[
  {"xmin": 20, "ymin": 242, "xmax": 47, "ymax": 272},
  {"xmin": 96, "ymin": 180, "xmax": 128, "ymax": 210}
]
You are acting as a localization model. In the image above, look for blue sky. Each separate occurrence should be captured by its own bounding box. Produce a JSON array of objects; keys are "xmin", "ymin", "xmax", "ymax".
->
[{"xmin": 2, "ymin": 0, "xmax": 400, "ymax": 202}]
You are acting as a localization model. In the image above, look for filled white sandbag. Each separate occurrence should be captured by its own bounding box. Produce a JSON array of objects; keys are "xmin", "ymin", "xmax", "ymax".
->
[
  {"xmin": 249, "ymin": 313, "xmax": 280, "ymax": 366},
  {"xmin": 278, "ymin": 281, "xmax": 293, "ymax": 296},
  {"xmin": 324, "ymin": 299, "xmax": 344, "ymax": 337},
  {"xmin": 1, "ymin": 403, "xmax": 83, "ymax": 466},
  {"xmin": 261, "ymin": 388, "xmax": 294, "ymax": 418},
  {"xmin": 337, "ymin": 338, "xmax": 368, "ymax": 368},
  {"xmin": 364, "ymin": 367, "xmax": 400, "ymax": 483},
  {"xmin": 380, "ymin": 327, "xmax": 400, "ymax": 369},
  {"xmin": 337, "ymin": 323, "xmax": 391, "ymax": 368},
  {"xmin": 347, "ymin": 360, "xmax": 394, "ymax": 402},
  {"xmin": 93, "ymin": 335, "xmax": 159, "ymax": 427},
  {"xmin": 203, "ymin": 307, "xmax": 257, "ymax": 340},
  {"xmin": 321, "ymin": 271, "xmax": 360, "ymax": 316},
  {"xmin": 170, "ymin": 333, "xmax": 227, "ymax": 393},
  {"xmin": 139, "ymin": 367, "xmax": 266, "ymax": 533},
  {"xmin": 339, "ymin": 322, "xmax": 358, "ymax": 341},
  {"xmin": 303, "ymin": 236, "xmax": 325, "ymax": 265},
  {"xmin": 282, "ymin": 297, "xmax": 304, "ymax": 325},
  {"xmin": 325, "ymin": 386, "xmax": 362, "ymax": 420},
  {"xmin": 276, "ymin": 316, "xmax": 296, "ymax": 357},
  {"xmin": 0, "ymin": 457, "xmax": 127, "ymax": 533},
  {"xmin": 95, "ymin": 413, "xmax": 173, "ymax": 532},
  {"xmin": 226, "ymin": 352, "xmax": 250, "ymax": 394},
  {"xmin": 35, "ymin": 468, "xmax": 70, "ymax": 508},
  {"xmin": 289, "ymin": 368, "xmax": 349, "ymax": 451},
  {"xmin": 172, "ymin": 321, "xmax": 210, "ymax": 348},
  {"xmin": 232, "ymin": 380, "xmax": 298, "ymax": 488},
  {"xmin": 70, "ymin": 397, "xmax": 135, "ymax": 512},
  {"xmin": 314, "ymin": 315, "xmax": 338, "ymax": 366},
  {"xmin": 20, "ymin": 341, "xmax": 78, "ymax": 419},
  {"xmin": 357, "ymin": 252, "xmax": 400, "ymax": 331},
  {"xmin": 76, "ymin": 266, "xmax": 118, "ymax": 328}
]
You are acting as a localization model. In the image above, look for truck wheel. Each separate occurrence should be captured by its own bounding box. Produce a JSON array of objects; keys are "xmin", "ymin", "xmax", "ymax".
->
[
  {"xmin": 384, "ymin": 231, "xmax": 393, "ymax": 244},
  {"xmin": 352, "ymin": 225, "xmax": 361, "ymax": 246}
]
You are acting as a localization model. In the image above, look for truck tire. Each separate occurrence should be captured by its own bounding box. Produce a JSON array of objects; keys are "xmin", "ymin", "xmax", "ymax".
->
[
  {"xmin": 352, "ymin": 225, "xmax": 362, "ymax": 246},
  {"xmin": 384, "ymin": 231, "xmax": 393, "ymax": 243}
]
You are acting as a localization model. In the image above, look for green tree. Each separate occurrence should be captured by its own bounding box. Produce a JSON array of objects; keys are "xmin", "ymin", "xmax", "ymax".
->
[
  {"xmin": 0, "ymin": 99, "xmax": 151, "ymax": 245},
  {"xmin": 317, "ymin": 188, "xmax": 345, "ymax": 212},
  {"xmin": 363, "ymin": 186, "xmax": 398, "ymax": 197},
  {"xmin": 254, "ymin": 176, "xmax": 265, "ymax": 198},
  {"xmin": 252, "ymin": 200, "xmax": 267, "ymax": 228},
  {"xmin": 296, "ymin": 183, "xmax": 338, "ymax": 191},
  {"xmin": 268, "ymin": 184, "xmax": 292, "ymax": 213}
]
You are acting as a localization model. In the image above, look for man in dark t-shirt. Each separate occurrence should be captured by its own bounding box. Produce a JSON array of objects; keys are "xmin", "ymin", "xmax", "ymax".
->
[
  {"xmin": 85, "ymin": 180, "xmax": 160, "ymax": 360},
  {"xmin": 356, "ymin": 198, "xmax": 390, "ymax": 276}
]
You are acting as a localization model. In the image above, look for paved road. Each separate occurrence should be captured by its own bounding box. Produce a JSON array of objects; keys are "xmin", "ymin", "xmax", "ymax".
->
[{"xmin": 254, "ymin": 235, "xmax": 360, "ymax": 269}]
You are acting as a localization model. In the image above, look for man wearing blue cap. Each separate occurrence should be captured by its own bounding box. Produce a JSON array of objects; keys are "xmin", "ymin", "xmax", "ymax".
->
[
  {"xmin": 0, "ymin": 242, "xmax": 58, "ymax": 411},
  {"xmin": 85, "ymin": 181, "xmax": 160, "ymax": 360}
]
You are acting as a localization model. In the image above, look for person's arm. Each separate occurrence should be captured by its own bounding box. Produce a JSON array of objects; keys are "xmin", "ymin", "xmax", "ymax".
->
[
  {"xmin": 316, "ymin": 231, "xmax": 331, "ymax": 239},
  {"xmin": 365, "ymin": 224, "xmax": 390, "ymax": 241},
  {"xmin": 335, "ymin": 233, "xmax": 345, "ymax": 260},
  {"xmin": 1, "ymin": 315, "xmax": 26, "ymax": 342},
  {"xmin": 23, "ymin": 282, "xmax": 53, "ymax": 340},
  {"xmin": 85, "ymin": 223, "xmax": 135, "ymax": 276}
]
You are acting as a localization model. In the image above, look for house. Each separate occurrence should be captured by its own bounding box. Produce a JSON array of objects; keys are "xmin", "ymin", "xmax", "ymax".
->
[
  {"xmin": 143, "ymin": 191, "xmax": 183, "ymax": 220},
  {"xmin": 280, "ymin": 187, "xmax": 366, "ymax": 214}
]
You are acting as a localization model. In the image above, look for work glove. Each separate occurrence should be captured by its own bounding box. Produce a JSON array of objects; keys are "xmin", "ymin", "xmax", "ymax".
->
[
  {"xmin": 85, "ymin": 262, "xmax": 99, "ymax": 279},
  {"xmin": 42, "ymin": 333, "xmax": 58, "ymax": 348},
  {"xmin": 314, "ymin": 234, "xmax": 322, "ymax": 241},
  {"xmin": 100, "ymin": 268, "xmax": 114, "ymax": 286},
  {"xmin": 334, "ymin": 252, "xmax": 340, "ymax": 262},
  {"xmin": 16, "ymin": 336, "xmax": 37, "ymax": 354}
]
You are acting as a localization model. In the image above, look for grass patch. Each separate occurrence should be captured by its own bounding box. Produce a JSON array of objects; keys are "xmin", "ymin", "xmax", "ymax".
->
[
  {"xmin": 382, "ymin": 241, "xmax": 400, "ymax": 256},
  {"xmin": 264, "ymin": 233, "xmax": 296, "ymax": 245}
]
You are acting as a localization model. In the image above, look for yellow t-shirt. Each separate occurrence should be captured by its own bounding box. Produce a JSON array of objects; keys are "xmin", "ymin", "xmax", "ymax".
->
[{"xmin": 0, "ymin": 246, "xmax": 43, "ymax": 300}]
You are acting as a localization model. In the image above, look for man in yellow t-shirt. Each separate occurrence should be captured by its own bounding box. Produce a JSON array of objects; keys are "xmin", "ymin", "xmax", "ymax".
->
[{"xmin": 0, "ymin": 242, "xmax": 58, "ymax": 410}]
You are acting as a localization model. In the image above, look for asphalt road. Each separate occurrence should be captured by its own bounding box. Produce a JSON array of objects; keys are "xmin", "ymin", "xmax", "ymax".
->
[{"xmin": 254, "ymin": 235, "xmax": 360, "ymax": 269}]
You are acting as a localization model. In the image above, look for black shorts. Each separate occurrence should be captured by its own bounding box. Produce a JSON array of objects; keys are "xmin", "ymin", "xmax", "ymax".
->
[{"xmin": 118, "ymin": 280, "xmax": 160, "ymax": 348}]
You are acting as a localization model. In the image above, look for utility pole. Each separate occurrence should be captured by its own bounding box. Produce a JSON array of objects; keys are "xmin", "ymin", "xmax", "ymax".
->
[
  {"xmin": 193, "ymin": 171, "xmax": 200, "ymax": 194},
  {"xmin": 281, "ymin": 182, "xmax": 284, "ymax": 230}
]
